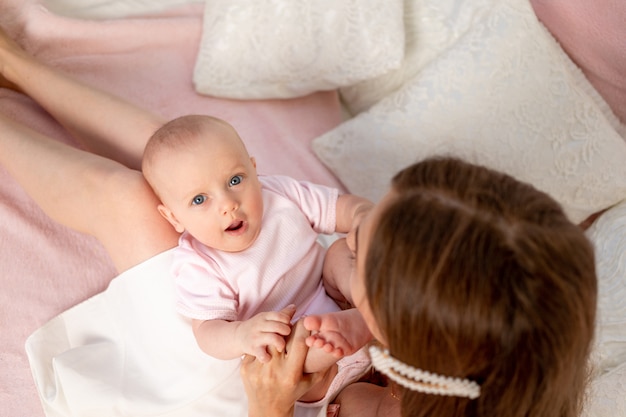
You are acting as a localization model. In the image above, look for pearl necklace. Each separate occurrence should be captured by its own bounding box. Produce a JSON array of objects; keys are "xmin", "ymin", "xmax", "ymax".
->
[{"xmin": 369, "ymin": 345, "xmax": 481, "ymax": 400}]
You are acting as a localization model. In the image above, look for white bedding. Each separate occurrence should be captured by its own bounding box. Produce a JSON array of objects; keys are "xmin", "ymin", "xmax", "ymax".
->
[
  {"xmin": 26, "ymin": 247, "xmax": 370, "ymax": 417},
  {"xmin": 27, "ymin": 249, "xmax": 249, "ymax": 417}
]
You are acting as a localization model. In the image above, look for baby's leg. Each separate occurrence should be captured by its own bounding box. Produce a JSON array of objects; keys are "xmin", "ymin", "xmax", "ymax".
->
[
  {"xmin": 297, "ymin": 363, "xmax": 338, "ymax": 403},
  {"xmin": 322, "ymin": 238, "xmax": 355, "ymax": 309}
]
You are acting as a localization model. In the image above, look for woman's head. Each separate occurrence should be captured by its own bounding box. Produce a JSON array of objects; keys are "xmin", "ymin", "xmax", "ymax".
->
[{"xmin": 352, "ymin": 157, "xmax": 597, "ymax": 417}]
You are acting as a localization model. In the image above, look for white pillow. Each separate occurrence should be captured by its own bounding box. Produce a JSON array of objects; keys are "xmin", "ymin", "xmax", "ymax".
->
[
  {"xmin": 583, "ymin": 201, "xmax": 626, "ymax": 416},
  {"xmin": 313, "ymin": 0, "xmax": 626, "ymax": 224},
  {"xmin": 193, "ymin": 0, "xmax": 404, "ymax": 99},
  {"xmin": 585, "ymin": 200, "xmax": 626, "ymax": 375},
  {"xmin": 340, "ymin": 0, "xmax": 497, "ymax": 115},
  {"xmin": 41, "ymin": 0, "xmax": 202, "ymax": 19},
  {"xmin": 582, "ymin": 361, "xmax": 626, "ymax": 417}
]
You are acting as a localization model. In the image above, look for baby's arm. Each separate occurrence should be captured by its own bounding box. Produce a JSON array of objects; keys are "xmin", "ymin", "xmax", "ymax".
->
[
  {"xmin": 334, "ymin": 194, "xmax": 374, "ymax": 234},
  {"xmin": 192, "ymin": 305, "xmax": 296, "ymax": 363}
]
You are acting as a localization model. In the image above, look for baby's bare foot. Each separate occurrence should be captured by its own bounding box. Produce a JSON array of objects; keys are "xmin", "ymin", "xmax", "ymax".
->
[{"xmin": 304, "ymin": 309, "xmax": 372, "ymax": 357}]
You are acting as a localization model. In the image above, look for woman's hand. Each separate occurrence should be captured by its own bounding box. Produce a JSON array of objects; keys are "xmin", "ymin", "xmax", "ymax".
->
[{"xmin": 241, "ymin": 319, "xmax": 326, "ymax": 417}]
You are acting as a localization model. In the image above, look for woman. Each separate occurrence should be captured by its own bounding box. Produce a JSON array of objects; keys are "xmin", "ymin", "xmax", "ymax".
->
[{"xmin": 242, "ymin": 158, "xmax": 598, "ymax": 417}]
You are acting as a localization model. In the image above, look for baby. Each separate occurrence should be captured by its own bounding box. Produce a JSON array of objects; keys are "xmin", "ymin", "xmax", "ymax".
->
[{"xmin": 141, "ymin": 114, "xmax": 373, "ymax": 403}]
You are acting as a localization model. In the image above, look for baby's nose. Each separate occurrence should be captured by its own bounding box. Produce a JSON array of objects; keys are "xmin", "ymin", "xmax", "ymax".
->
[{"xmin": 220, "ymin": 197, "xmax": 238, "ymax": 215}]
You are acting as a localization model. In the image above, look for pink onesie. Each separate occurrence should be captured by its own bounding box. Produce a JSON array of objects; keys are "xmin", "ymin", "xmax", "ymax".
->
[{"xmin": 172, "ymin": 174, "xmax": 341, "ymax": 322}]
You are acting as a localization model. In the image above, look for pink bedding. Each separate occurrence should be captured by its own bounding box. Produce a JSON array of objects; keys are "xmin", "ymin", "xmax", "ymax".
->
[{"xmin": 0, "ymin": 2, "xmax": 345, "ymax": 416}]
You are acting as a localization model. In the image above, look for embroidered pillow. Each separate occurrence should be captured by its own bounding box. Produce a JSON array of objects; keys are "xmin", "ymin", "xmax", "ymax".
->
[
  {"xmin": 193, "ymin": 0, "xmax": 404, "ymax": 99},
  {"xmin": 583, "ymin": 200, "xmax": 626, "ymax": 416},
  {"xmin": 339, "ymin": 0, "xmax": 497, "ymax": 115},
  {"xmin": 585, "ymin": 200, "xmax": 626, "ymax": 374},
  {"xmin": 313, "ymin": 0, "xmax": 626, "ymax": 224}
]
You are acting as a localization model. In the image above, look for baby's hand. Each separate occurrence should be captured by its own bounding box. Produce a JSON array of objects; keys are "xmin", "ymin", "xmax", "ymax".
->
[{"xmin": 237, "ymin": 305, "xmax": 296, "ymax": 363}]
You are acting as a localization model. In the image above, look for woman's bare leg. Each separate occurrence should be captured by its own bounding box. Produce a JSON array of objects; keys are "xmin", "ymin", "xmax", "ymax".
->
[
  {"xmin": 0, "ymin": 113, "xmax": 178, "ymax": 272},
  {"xmin": 0, "ymin": 27, "xmax": 164, "ymax": 169}
]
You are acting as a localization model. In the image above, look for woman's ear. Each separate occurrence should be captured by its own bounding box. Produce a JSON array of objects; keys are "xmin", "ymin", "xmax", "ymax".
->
[{"xmin": 158, "ymin": 204, "xmax": 185, "ymax": 233}]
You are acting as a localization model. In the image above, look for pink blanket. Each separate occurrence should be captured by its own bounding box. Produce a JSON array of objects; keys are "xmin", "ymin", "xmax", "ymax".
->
[{"xmin": 0, "ymin": 2, "xmax": 345, "ymax": 416}]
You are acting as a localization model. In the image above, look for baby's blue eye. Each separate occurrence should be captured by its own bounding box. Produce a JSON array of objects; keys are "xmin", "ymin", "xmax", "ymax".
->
[
  {"xmin": 192, "ymin": 195, "xmax": 207, "ymax": 205},
  {"xmin": 229, "ymin": 175, "xmax": 243, "ymax": 187}
]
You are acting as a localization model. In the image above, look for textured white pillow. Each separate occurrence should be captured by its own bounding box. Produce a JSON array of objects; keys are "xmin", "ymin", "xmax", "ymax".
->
[
  {"xmin": 313, "ymin": 0, "xmax": 626, "ymax": 224},
  {"xmin": 193, "ymin": 0, "xmax": 404, "ymax": 99},
  {"xmin": 583, "ymin": 362, "xmax": 626, "ymax": 417},
  {"xmin": 586, "ymin": 201, "xmax": 626, "ymax": 374},
  {"xmin": 340, "ymin": 0, "xmax": 497, "ymax": 115},
  {"xmin": 41, "ymin": 0, "xmax": 201, "ymax": 19},
  {"xmin": 583, "ymin": 201, "xmax": 626, "ymax": 416}
]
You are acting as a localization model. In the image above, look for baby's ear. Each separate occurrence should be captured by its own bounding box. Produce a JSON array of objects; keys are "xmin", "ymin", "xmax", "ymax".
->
[
  {"xmin": 158, "ymin": 204, "xmax": 185, "ymax": 233},
  {"xmin": 250, "ymin": 156, "xmax": 257, "ymax": 169}
]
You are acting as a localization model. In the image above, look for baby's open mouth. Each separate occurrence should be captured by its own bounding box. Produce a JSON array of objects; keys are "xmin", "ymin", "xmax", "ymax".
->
[{"xmin": 226, "ymin": 220, "xmax": 244, "ymax": 232}]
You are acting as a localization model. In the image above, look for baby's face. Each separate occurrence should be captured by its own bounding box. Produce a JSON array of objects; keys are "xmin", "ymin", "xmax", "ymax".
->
[{"xmin": 154, "ymin": 133, "xmax": 263, "ymax": 253}]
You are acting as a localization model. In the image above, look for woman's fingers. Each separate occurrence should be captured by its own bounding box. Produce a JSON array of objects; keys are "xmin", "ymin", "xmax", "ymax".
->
[{"xmin": 284, "ymin": 320, "xmax": 310, "ymax": 360}]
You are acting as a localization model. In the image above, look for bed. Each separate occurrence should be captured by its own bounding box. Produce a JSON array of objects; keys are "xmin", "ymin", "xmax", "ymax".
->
[{"xmin": 1, "ymin": 0, "xmax": 625, "ymax": 416}]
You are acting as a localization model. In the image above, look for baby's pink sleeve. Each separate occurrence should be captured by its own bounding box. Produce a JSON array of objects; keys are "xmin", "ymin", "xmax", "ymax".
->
[
  {"xmin": 171, "ymin": 237, "xmax": 238, "ymax": 321},
  {"xmin": 260, "ymin": 175, "xmax": 338, "ymax": 234}
]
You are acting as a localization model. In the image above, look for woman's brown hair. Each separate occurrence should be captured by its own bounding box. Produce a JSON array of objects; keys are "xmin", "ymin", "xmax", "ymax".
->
[{"xmin": 365, "ymin": 157, "xmax": 597, "ymax": 417}]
